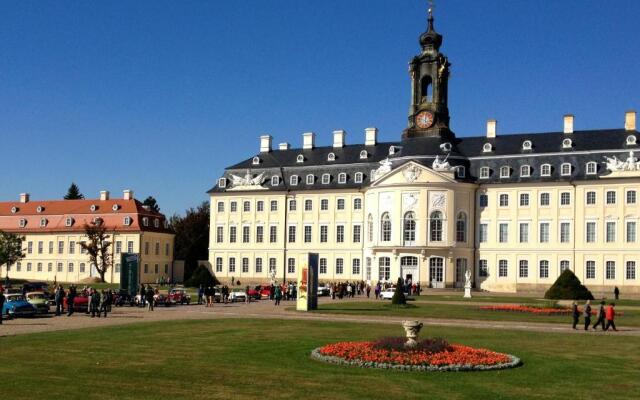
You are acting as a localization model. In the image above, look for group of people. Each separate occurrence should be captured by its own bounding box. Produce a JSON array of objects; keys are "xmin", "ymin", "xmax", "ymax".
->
[
  {"xmin": 572, "ymin": 300, "xmax": 618, "ymax": 331},
  {"xmin": 53, "ymin": 285, "xmax": 114, "ymax": 317}
]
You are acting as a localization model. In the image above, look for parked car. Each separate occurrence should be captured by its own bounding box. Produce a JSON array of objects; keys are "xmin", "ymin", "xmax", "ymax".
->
[
  {"xmin": 63, "ymin": 295, "xmax": 89, "ymax": 312},
  {"xmin": 253, "ymin": 285, "xmax": 272, "ymax": 299},
  {"xmin": 25, "ymin": 292, "xmax": 50, "ymax": 314},
  {"xmin": 317, "ymin": 285, "xmax": 330, "ymax": 297},
  {"xmin": 168, "ymin": 288, "xmax": 191, "ymax": 305},
  {"xmin": 22, "ymin": 281, "xmax": 50, "ymax": 295},
  {"xmin": 114, "ymin": 289, "xmax": 135, "ymax": 307},
  {"xmin": 379, "ymin": 288, "xmax": 410, "ymax": 300},
  {"xmin": 228, "ymin": 290, "xmax": 247, "ymax": 303},
  {"xmin": 153, "ymin": 291, "xmax": 173, "ymax": 307},
  {"xmin": 2, "ymin": 294, "xmax": 37, "ymax": 318}
]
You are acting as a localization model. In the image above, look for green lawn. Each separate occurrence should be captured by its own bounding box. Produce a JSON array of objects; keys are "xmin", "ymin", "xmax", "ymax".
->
[
  {"xmin": 313, "ymin": 301, "xmax": 640, "ymax": 326},
  {"xmin": 0, "ymin": 319, "xmax": 638, "ymax": 399},
  {"xmin": 413, "ymin": 294, "xmax": 640, "ymax": 307}
]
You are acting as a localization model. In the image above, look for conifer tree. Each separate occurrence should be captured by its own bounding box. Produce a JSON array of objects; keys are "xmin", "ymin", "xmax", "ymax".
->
[{"xmin": 64, "ymin": 183, "xmax": 84, "ymax": 200}]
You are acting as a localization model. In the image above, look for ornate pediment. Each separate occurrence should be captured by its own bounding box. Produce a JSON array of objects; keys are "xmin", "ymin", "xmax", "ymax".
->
[
  {"xmin": 371, "ymin": 161, "xmax": 456, "ymax": 187},
  {"xmin": 227, "ymin": 169, "xmax": 268, "ymax": 191}
]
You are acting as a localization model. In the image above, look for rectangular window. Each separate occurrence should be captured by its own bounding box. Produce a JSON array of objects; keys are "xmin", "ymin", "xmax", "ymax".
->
[
  {"xmin": 27, "ymin": 241, "xmax": 33, "ymax": 254},
  {"xmin": 560, "ymin": 192, "xmax": 571, "ymax": 206},
  {"xmin": 586, "ymin": 261, "xmax": 596, "ymax": 279},
  {"xmin": 539, "ymin": 260, "xmax": 549, "ymax": 278},
  {"xmin": 229, "ymin": 258, "xmax": 236, "ymax": 273},
  {"xmin": 336, "ymin": 258, "xmax": 344, "ymax": 275},
  {"xmin": 519, "ymin": 193, "xmax": 529, "ymax": 207},
  {"xmin": 165, "ymin": 243, "xmax": 170, "ymax": 256},
  {"xmin": 242, "ymin": 258, "xmax": 249, "ymax": 273},
  {"xmin": 626, "ymin": 261, "xmax": 636, "ymax": 280},
  {"xmin": 539, "ymin": 222, "xmax": 550, "ymax": 243},
  {"xmin": 519, "ymin": 223, "xmax": 529, "ymax": 243},
  {"xmin": 270, "ymin": 226, "xmax": 277, "ymax": 243},
  {"xmin": 38, "ymin": 241, "xmax": 43, "ymax": 254},
  {"xmin": 269, "ymin": 258, "xmax": 276, "ymax": 275},
  {"xmin": 256, "ymin": 226, "xmax": 264, "ymax": 243},
  {"xmin": 216, "ymin": 257, "xmax": 223, "ymax": 273},
  {"xmin": 216, "ymin": 226, "xmax": 224, "ymax": 243},
  {"xmin": 586, "ymin": 222, "xmax": 596, "ymax": 243},
  {"xmin": 606, "ymin": 261, "xmax": 616, "ymax": 280},
  {"xmin": 304, "ymin": 225, "xmax": 312, "ymax": 243},
  {"xmin": 154, "ymin": 264, "xmax": 159, "ymax": 274},
  {"xmin": 115, "ymin": 241, "xmax": 122, "ymax": 254},
  {"xmin": 57, "ymin": 262, "xmax": 63, "ymax": 272},
  {"xmin": 48, "ymin": 241, "xmax": 53, "ymax": 254},
  {"xmin": 352, "ymin": 259, "xmax": 361, "ymax": 275},
  {"xmin": 320, "ymin": 225, "xmax": 328, "ymax": 243},
  {"xmin": 229, "ymin": 226, "xmax": 237, "ymax": 243},
  {"xmin": 255, "ymin": 258, "xmax": 263, "ymax": 273},
  {"xmin": 337, "ymin": 199, "xmax": 345, "ymax": 210},
  {"xmin": 540, "ymin": 192, "xmax": 550, "ymax": 206},
  {"xmin": 320, "ymin": 199, "xmax": 329, "ymax": 210},
  {"xmin": 144, "ymin": 242, "xmax": 149, "ymax": 255},
  {"xmin": 155, "ymin": 242, "xmax": 160, "ymax": 255},
  {"xmin": 606, "ymin": 191, "xmax": 616, "ymax": 205},
  {"xmin": 560, "ymin": 260, "xmax": 570, "ymax": 273},
  {"xmin": 257, "ymin": 201, "xmax": 264, "ymax": 212},
  {"xmin": 47, "ymin": 263, "xmax": 52, "ymax": 272},
  {"xmin": 479, "ymin": 167, "xmax": 490, "ymax": 179},
  {"xmin": 304, "ymin": 199, "xmax": 312, "ymax": 211},
  {"xmin": 560, "ymin": 222, "xmax": 571, "ymax": 243},
  {"xmin": 230, "ymin": 201, "xmax": 237, "ymax": 212},
  {"xmin": 288, "ymin": 225, "xmax": 296, "ymax": 243},
  {"xmin": 144, "ymin": 264, "xmax": 149, "ymax": 274},
  {"xmin": 336, "ymin": 225, "xmax": 345, "ymax": 243},
  {"xmin": 479, "ymin": 224, "xmax": 488, "ymax": 243},
  {"xmin": 353, "ymin": 225, "xmax": 361, "ymax": 243},
  {"xmin": 270, "ymin": 200, "xmax": 278, "ymax": 211},
  {"xmin": 242, "ymin": 226, "xmax": 250, "ymax": 243},
  {"xmin": 519, "ymin": 260, "xmax": 528, "ymax": 278},
  {"xmin": 287, "ymin": 258, "xmax": 295, "ymax": 274},
  {"xmin": 498, "ymin": 223, "xmax": 508, "ymax": 243},
  {"xmin": 627, "ymin": 190, "xmax": 637, "ymax": 204},
  {"xmin": 498, "ymin": 260, "xmax": 508, "ymax": 277},
  {"xmin": 289, "ymin": 200, "xmax": 296, "ymax": 211},
  {"xmin": 319, "ymin": 258, "xmax": 327, "ymax": 274},
  {"xmin": 627, "ymin": 221, "xmax": 636, "ymax": 243},
  {"xmin": 478, "ymin": 260, "xmax": 488, "ymax": 277},
  {"xmin": 353, "ymin": 198, "xmax": 362, "ymax": 210},
  {"xmin": 128, "ymin": 241, "xmax": 134, "ymax": 253},
  {"xmin": 586, "ymin": 191, "xmax": 596, "ymax": 205},
  {"xmin": 479, "ymin": 194, "xmax": 488, "ymax": 207},
  {"xmin": 217, "ymin": 202, "xmax": 224, "ymax": 212},
  {"xmin": 58, "ymin": 241, "xmax": 64, "ymax": 254},
  {"xmin": 606, "ymin": 221, "xmax": 616, "ymax": 242},
  {"xmin": 37, "ymin": 262, "xmax": 43, "ymax": 272},
  {"xmin": 499, "ymin": 194, "xmax": 509, "ymax": 207},
  {"xmin": 69, "ymin": 263, "xmax": 75, "ymax": 273}
]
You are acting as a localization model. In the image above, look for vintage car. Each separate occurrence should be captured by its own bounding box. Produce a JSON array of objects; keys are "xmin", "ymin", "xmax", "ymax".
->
[
  {"xmin": 26, "ymin": 292, "xmax": 50, "ymax": 314},
  {"xmin": 253, "ymin": 285, "xmax": 273, "ymax": 299},
  {"xmin": 168, "ymin": 288, "xmax": 191, "ymax": 305},
  {"xmin": 2, "ymin": 294, "xmax": 37, "ymax": 318},
  {"xmin": 228, "ymin": 290, "xmax": 247, "ymax": 303},
  {"xmin": 63, "ymin": 295, "xmax": 89, "ymax": 312},
  {"xmin": 379, "ymin": 288, "xmax": 410, "ymax": 300},
  {"xmin": 23, "ymin": 281, "xmax": 50, "ymax": 295},
  {"xmin": 317, "ymin": 285, "xmax": 330, "ymax": 297}
]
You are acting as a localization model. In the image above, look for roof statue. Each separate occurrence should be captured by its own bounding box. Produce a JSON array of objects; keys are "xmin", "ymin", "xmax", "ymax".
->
[
  {"xmin": 604, "ymin": 151, "xmax": 640, "ymax": 172},
  {"xmin": 432, "ymin": 154, "xmax": 455, "ymax": 172},
  {"xmin": 228, "ymin": 169, "xmax": 266, "ymax": 190},
  {"xmin": 372, "ymin": 158, "xmax": 394, "ymax": 181}
]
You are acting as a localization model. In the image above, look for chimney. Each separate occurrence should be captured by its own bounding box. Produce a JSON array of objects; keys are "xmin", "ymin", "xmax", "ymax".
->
[
  {"xmin": 259, "ymin": 135, "xmax": 272, "ymax": 152},
  {"xmin": 278, "ymin": 142, "xmax": 290, "ymax": 151},
  {"xmin": 365, "ymin": 127, "xmax": 378, "ymax": 146},
  {"xmin": 625, "ymin": 110, "xmax": 637, "ymax": 131},
  {"xmin": 302, "ymin": 132, "xmax": 315, "ymax": 149},
  {"xmin": 100, "ymin": 190, "xmax": 110, "ymax": 201},
  {"xmin": 123, "ymin": 190, "xmax": 133, "ymax": 200},
  {"xmin": 486, "ymin": 119, "xmax": 497, "ymax": 138},
  {"xmin": 19, "ymin": 193, "xmax": 30, "ymax": 203},
  {"xmin": 333, "ymin": 130, "xmax": 346, "ymax": 148},
  {"xmin": 563, "ymin": 114, "xmax": 574, "ymax": 134}
]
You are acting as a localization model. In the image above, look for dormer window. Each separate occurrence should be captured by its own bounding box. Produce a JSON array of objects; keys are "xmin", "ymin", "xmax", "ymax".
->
[
  {"xmin": 338, "ymin": 173, "xmax": 347, "ymax": 184},
  {"xmin": 561, "ymin": 163, "xmax": 572, "ymax": 176},
  {"xmin": 123, "ymin": 216, "xmax": 132, "ymax": 226},
  {"xmin": 389, "ymin": 146, "xmax": 397, "ymax": 155},
  {"xmin": 562, "ymin": 138, "xmax": 572, "ymax": 149},
  {"xmin": 499, "ymin": 166, "xmax": 510, "ymax": 178},
  {"xmin": 541, "ymin": 164, "xmax": 552, "ymax": 177},
  {"xmin": 154, "ymin": 219, "xmax": 160, "ymax": 228},
  {"xmin": 36, "ymin": 206, "xmax": 44, "ymax": 213},
  {"xmin": 218, "ymin": 178, "xmax": 227, "ymax": 188},
  {"xmin": 455, "ymin": 166, "xmax": 466, "ymax": 179},
  {"xmin": 142, "ymin": 217, "xmax": 149, "ymax": 227},
  {"xmin": 354, "ymin": 172, "xmax": 363, "ymax": 183},
  {"xmin": 112, "ymin": 204, "xmax": 120, "ymax": 211},
  {"xmin": 520, "ymin": 165, "xmax": 531, "ymax": 177},
  {"xmin": 322, "ymin": 174, "xmax": 330, "ymax": 184},
  {"xmin": 164, "ymin": 220, "xmax": 170, "ymax": 229},
  {"xmin": 440, "ymin": 142, "xmax": 452, "ymax": 152},
  {"xmin": 479, "ymin": 167, "xmax": 490, "ymax": 179},
  {"xmin": 93, "ymin": 217, "xmax": 103, "ymax": 226},
  {"xmin": 19, "ymin": 218, "xmax": 26, "ymax": 228},
  {"xmin": 271, "ymin": 176, "xmax": 279, "ymax": 186},
  {"xmin": 296, "ymin": 154, "xmax": 304, "ymax": 163},
  {"xmin": 522, "ymin": 140, "xmax": 532, "ymax": 150},
  {"xmin": 10, "ymin": 206, "xmax": 18, "ymax": 214},
  {"xmin": 359, "ymin": 150, "xmax": 368, "ymax": 159},
  {"xmin": 586, "ymin": 161, "xmax": 597, "ymax": 175},
  {"xmin": 290, "ymin": 175, "xmax": 299, "ymax": 186},
  {"xmin": 65, "ymin": 217, "xmax": 74, "ymax": 227},
  {"xmin": 627, "ymin": 135, "xmax": 637, "ymax": 146},
  {"xmin": 89, "ymin": 204, "xmax": 98, "ymax": 212},
  {"xmin": 252, "ymin": 156, "xmax": 260, "ymax": 165},
  {"xmin": 39, "ymin": 218, "xmax": 48, "ymax": 227},
  {"xmin": 306, "ymin": 174, "xmax": 314, "ymax": 185},
  {"xmin": 483, "ymin": 143, "xmax": 493, "ymax": 153},
  {"xmin": 327, "ymin": 152, "xmax": 335, "ymax": 161}
]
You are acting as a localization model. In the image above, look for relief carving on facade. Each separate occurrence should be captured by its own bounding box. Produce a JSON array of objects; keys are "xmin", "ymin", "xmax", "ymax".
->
[
  {"xmin": 379, "ymin": 192, "xmax": 394, "ymax": 212},
  {"xmin": 372, "ymin": 158, "xmax": 394, "ymax": 181},
  {"xmin": 402, "ymin": 192, "xmax": 419, "ymax": 210},
  {"xmin": 403, "ymin": 164, "xmax": 422, "ymax": 182},
  {"xmin": 430, "ymin": 192, "xmax": 446, "ymax": 210},
  {"xmin": 604, "ymin": 151, "xmax": 640, "ymax": 172},
  {"xmin": 228, "ymin": 170, "xmax": 267, "ymax": 191}
]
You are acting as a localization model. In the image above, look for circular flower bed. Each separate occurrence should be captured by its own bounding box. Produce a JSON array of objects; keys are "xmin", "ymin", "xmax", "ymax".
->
[
  {"xmin": 311, "ymin": 338, "xmax": 521, "ymax": 372},
  {"xmin": 479, "ymin": 305, "xmax": 571, "ymax": 315}
]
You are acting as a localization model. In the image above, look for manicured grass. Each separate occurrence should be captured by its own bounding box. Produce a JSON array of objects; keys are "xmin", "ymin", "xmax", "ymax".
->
[
  {"xmin": 414, "ymin": 294, "xmax": 640, "ymax": 307},
  {"xmin": 314, "ymin": 301, "xmax": 640, "ymax": 326},
  {"xmin": 0, "ymin": 319, "xmax": 639, "ymax": 399}
]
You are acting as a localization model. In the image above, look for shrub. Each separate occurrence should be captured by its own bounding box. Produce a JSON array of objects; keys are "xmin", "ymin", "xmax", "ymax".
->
[
  {"xmin": 391, "ymin": 277, "xmax": 406, "ymax": 305},
  {"xmin": 185, "ymin": 264, "xmax": 219, "ymax": 287},
  {"xmin": 544, "ymin": 269, "xmax": 594, "ymax": 300}
]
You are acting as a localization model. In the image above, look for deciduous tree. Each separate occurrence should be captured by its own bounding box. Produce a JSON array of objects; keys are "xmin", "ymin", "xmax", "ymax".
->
[
  {"xmin": 80, "ymin": 220, "xmax": 112, "ymax": 282},
  {"xmin": 170, "ymin": 202, "xmax": 210, "ymax": 281},
  {"xmin": 0, "ymin": 231, "xmax": 25, "ymax": 279}
]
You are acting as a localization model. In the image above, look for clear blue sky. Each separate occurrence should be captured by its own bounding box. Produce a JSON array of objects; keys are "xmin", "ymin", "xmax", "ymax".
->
[{"xmin": 1, "ymin": 0, "xmax": 638, "ymax": 216}]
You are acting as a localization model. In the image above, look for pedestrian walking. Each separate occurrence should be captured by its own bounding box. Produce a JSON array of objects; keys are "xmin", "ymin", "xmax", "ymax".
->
[
  {"xmin": 614, "ymin": 286, "xmax": 620, "ymax": 300},
  {"xmin": 605, "ymin": 303, "xmax": 617, "ymax": 331},
  {"xmin": 55, "ymin": 285, "xmax": 65, "ymax": 316},
  {"xmin": 90, "ymin": 289, "xmax": 101, "ymax": 318},
  {"xmin": 146, "ymin": 285, "xmax": 155, "ymax": 311},
  {"xmin": 592, "ymin": 301, "xmax": 606, "ymax": 330},
  {"xmin": 67, "ymin": 285, "xmax": 76, "ymax": 316},
  {"xmin": 571, "ymin": 301, "xmax": 579, "ymax": 329},
  {"xmin": 245, "ymin": 285, "xmax": 251, "ymax": 304},
  {"xmin": 583, "ymin": 300, "xmax": 592, "ymax": 331},
  {"xmin": 140, "ymin": 284, "xmax": 146, "ymax": 308},
  {"xmin": 198, "ymin": 285, "xmax": 204, "ymax": 305},
  {"xmin": 99, "ymin": 290, "xmax": 109, "ymax": 318},
  {"xmin": 274, "ymin": 285, "xmax": 282, "ymax": 306}
]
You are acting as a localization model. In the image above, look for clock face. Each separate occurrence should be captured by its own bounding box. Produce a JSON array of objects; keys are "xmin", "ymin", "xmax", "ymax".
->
[{"xmin": 416, "ymin": 111, "xmax": 434, "ymax": 129}]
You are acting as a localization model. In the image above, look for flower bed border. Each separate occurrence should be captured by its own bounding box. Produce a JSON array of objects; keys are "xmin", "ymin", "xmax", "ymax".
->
[{"xmin": 310, "ymin": 347, "xmax": 521, "ymax": 372}]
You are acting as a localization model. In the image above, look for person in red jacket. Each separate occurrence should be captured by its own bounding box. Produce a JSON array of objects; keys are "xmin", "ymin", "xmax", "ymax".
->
[{"xmin": 605, "ymin": 303, "xmax": 617, "ymax": 331}]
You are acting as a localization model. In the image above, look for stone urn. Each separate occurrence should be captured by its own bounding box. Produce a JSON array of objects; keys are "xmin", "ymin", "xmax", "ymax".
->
[{"xmin": 402, "ymin": 320, "xmax": 424, "ymax": 349}]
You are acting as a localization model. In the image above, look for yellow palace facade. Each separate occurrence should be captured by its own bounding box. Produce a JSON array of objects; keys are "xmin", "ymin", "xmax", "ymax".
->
[{"xmin": 207, "ymin": 11, "xmax": 640, "ymax": 294}]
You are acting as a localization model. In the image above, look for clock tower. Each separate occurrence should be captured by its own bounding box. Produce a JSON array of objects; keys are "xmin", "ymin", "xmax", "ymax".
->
[{"xmin": 402, "ymin": 7, "xmax": 452, "ymax": 140}]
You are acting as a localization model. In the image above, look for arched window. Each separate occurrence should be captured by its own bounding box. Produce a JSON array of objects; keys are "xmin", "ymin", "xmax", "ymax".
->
[
  {"xmin": 367, "ymin": 214, "xmax": 374, "ymax": 242},
  {"xmin": 327, "ymin": 152, "xmax": 336, "ymax": 161},
  {"xmin": 541, "ymin": 164, "xmax": 552, "ymax": 177},
  {"xmin": 403, "ymin": 212, "xmax": 416, "ymax": 245},
  {"xmin": 430, "ymin": 211, "xmax": 443, "ymax": 242},
  {"xmin": 359, "ymin": 150, "xmax": 368, "ymax": 159},
  {"xmin": 456, "ymin": 212, "xmax": 467, "ymax": 242},
  {"xmin": 421, "ymin": 75, "xmax": 432, "ymax": 101},
  {"xmin": 354, "ymin": 172, "xmax": 363, "ymax": 183},
  {"xmin": 520, "ymin": 165, "xmax": 531, "ymax": 177},
  {"xmin": 380, "ymin": 213, "xmax": 391, "ymax": 242}
]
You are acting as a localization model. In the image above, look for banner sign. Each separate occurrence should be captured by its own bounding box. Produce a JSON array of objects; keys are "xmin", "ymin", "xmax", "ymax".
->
[
  {"xmin": 120, "ymin": 253, "xmax": 139, "ymax": 297},
  {"xmin": 297, "ymin": 253, "xmax": 319, "ymax": 311}
]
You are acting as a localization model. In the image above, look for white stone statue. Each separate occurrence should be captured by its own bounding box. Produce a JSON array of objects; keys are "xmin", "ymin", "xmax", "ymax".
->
[
  {"xmin": 432, "ymin": 154, "xmax": 455, "ymax": 172},
  {"xmin": 403, "ymin": 164, "xmax": 421, "ymax": 182},
  {"xmin": 373, "ymin": 158, "xmax": 394, "ymax": 180},
  {"xmin": 604, "ymin": 151, "xmax": 640, "ymax": 172},
  {"xmin": 229, "ymin": 169, "xmax": 266, "ymax": 189},
  {"xmin": 464, "ymin": 269, "xmax": 472, "ymax": 298},
  {"xmin": 401, "ymin": 320, "xmax": 424, "ymax": 349}
]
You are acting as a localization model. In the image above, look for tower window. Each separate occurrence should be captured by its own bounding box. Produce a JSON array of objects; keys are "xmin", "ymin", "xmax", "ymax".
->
[
  {"xmin": 271, "ymin": 176, "xmax": 279, "ymax": 186},
  {"xmin": 290, "ymin": 175, "xmax": 299, "ymax": 186},
  {"xmin": 354, "ymin": 172, "xmax": 363, "ymax": 183},
  {"xmin": 479, "ymin": 167, "xmax": 490, "ymax": 179},
  {"xmin": 499, "ymin": 166, "xmax": 510, "ymax": 178},
  {"xmin": 520, "ymin": 165, "xmax": 531, "ymax": 177},
  {"xmin": 338, "ymin": 173, "xmax": 347, "ymax": 184},
  {"xmin": 561, "ymin": 163, "xmax": 572, "ymax": 176},
  {"xmin": 218, "ymin": 178, "xmax": 227, "ymax": 188},
  {"xmin": 306, "ymin": 174, "xmax": 314, "ymax": 185},
  {"xmin": 627, "ymin": 135, "xmax": 637, "ymax": 145},
  {"xmin": 586, "ymin": 162, "xmax": 597, "ymax": 175},
  {"xmin": 421, "ymin": 75, "xmax": 433, "ymax": 101}
]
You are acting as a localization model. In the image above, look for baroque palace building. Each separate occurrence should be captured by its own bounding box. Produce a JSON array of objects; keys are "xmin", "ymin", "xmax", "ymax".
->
[
  {"xmin": 208, "ymin": 10, "xmax": 639, "ymax": 293},
  {"xmin": 0, "ymin": 190, "xmax": 175, "ymax": 284}
]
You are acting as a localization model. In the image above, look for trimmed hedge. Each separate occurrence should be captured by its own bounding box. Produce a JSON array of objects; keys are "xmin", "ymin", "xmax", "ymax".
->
[
  {"xmin": 544, "ymin": 269, "xmax": 594, "ymax": 300},
  {"xmin": 391, "ymin": 277, "xmax": 407, "ymax": 305}
]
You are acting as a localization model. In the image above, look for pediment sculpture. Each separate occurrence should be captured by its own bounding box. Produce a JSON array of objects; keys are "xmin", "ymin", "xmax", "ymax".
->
[
  {"xmin": 432, "ymin": 154, "xmax": 456, "ymax": 172},
  {"xmin": 604, "ymin": 151, "xmax": 640, "ymax": 172},
  {"xmin": 228, "ymin": 169, "xmax": 267, "ymax": 190}
]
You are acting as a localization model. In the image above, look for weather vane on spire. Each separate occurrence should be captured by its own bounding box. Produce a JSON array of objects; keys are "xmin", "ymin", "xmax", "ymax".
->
[{"xmin": 428, "ymin": 0, "xmax": 435, "ymax": 16}]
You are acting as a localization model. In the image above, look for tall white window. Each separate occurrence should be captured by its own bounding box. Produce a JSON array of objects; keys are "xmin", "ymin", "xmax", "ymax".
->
[
  {"xmin": 255, "ymin": 258, "xmax": 263, "ymax": 274},
  {"xmin": 627, "ymin": 190, "xmax": 637, "ymax": 204},
  {"xmin": 243, "ymin": 201, "xmax": 250, "ymax": 212},
  {"xmin": 381, "ymin": 213, "xmax": 392, "ymax": 242},
  {"xmin": 456, "ymin": 212, "xmax": 467, "ymax": 242},
  {"xmin": 320, "ymin": 225, "xmax": 328, "ymax": 243},
  {"xmin": 519, "ymin": 223, "xmax": 529, "ymax": 243},
  {"xmin": 352, "ymin": 259, "xmax": 361, "ymax": 275},
  {"xmin": 354, "ymin": 172, "xmax": 363, "ymax": 183},
  {"xmin": 586, "ymin": 261, "xmax": 596, "ymax": 279},
  {"xmin": 367, "ymin": 214, "xmax": 374, "ymax": 242},
  {"xmin": 320, "ymin": 199, "xmax": 329, "ymax": 210},
  {"xmin": 479, "ymin": 224, "xmax": 488, "ymax": 243},
  {"xmin": 586, "ymin": 191, "xmax": 596, "ymax": 205},
  {"xmin": 626, "ymin": 261, "xmax": 636, "ymax": 280},
  {"xmin": 216, "ymin": 226, "xmax": 224, "ymax": 243},
  {"xmin": 627, "ymin": 221, "xmax": 637, "ymax": 242},
  {"xmin": 321, "ymin": 174, "xmax": 330, "ymax": 184},
  {"xmin": 541, "ymin": 164, "xmax": 551, "ymax": 176},
  {"xmin": 586, "ymin": 222, "xmax": 596, "ymax": 243},
  {"xmin": 229, "ymin": 258, "xmax": 236, "ymax": 273},
  {"xmin": 256, "ymin": 226, "xmax": 264, "ymax": 243},
  {"xmin": 519, "ymin": 193, "xmax": 530, "ymax": 206},
  {"xmin": 338, "ymin": 173, "xmax": 347, "ymax": 184},
  {"xmin": 560, "ymin": 192, "xmax": 571, "ymax": 206},
  {"xmin": 270, "ymin": 226, "xmax": 277, "ymax": 243},
  {"xmin": 586, "ymin": 161, "xmax": 597, "ymax": 175},
  {"xmin": 430, "ymin": 211, "xmax": 443, "ymax": 242},
  {"xmin": 498, "ymin": 223, "xmax": 508, "ymax": 243},
  {"xmin": 242, "ymin": 226, "xmax": 250, "ymax": 243},
  {"xmin": 403, "ymin": 212, "xmax": 416, "ymax": 245},
  {"xmin": 479, "ymin": 167, "xmax": 490, "ymax": 179},
  {"xmin": 270, "ymin": 200, "xmax": 278, "ymax": 211},
  {"xmin": 229, "ymin": 226, "xmax": 237, "ymax": 243},
  {"xmin": 288, "ymin": 258, "xmax": 296, "ymax": 274},
  {"xmin": 560, "ymin": 260, "xmax": 570, "ymax": 273},
  {"xmin": 520, "ymin": 165, "xmax": 531, "ymax": 177},
  {"xmin": 606, "ymin": 191, "xmax": 616, "ymax": 204},
  {"xmin": 353, "ymin": 198, "xmax": 362, "ymax": 210},
  {"xmin": 378, "ymin": 257, "xmax": 390, "ymax": 281},
  {"xmin": 500, "ymin": 166, "xmax": 510, "ymax": 178},
  {"xmin": 519, "ymin": 260, "xmax": 529, "ymax": 278},
  {"xmin": 336, "ymin": 225, "xmax": 345, "ymax": 243},
  {"xmin": 560, "ymin": 222, "xmax": 571, "ymax": 243},
  {"xmin": 290, "ymin": 175, "xmax": 299, "ymax": 186},
  {"xmin": 288, "ymin": 225, "xmax": 296, "ymax": 243},
  {"xmin": 216, "ymin": 258, "xmax": 223, "ymax": 273},
  {"xmin": 561, "ymin": 163, "xmax": 572, "ymax": 176},
  {"xmin": 304, "ymin": 199, "xmax": 312, "ymax": 211},
  {"xmin": 606, "ymin": 221, "xmax": 616, "ymax": 242},
  {"xmin": 539, "ymin": 260, "xmax": 549, "ymax": 279},
  {"xmin": 539, "ymin": 222, "xmax": 550, "ymax": 243},
  {"xmin": 499, "ymin": 194, "xmax": 509, "ymax": 207},
  {"xmin": 337, "ymin": 199, "xmax": 345, "ymax": 210},
  {"xmin": 306, "ymin": 174, "xmax": 314, "ymax": 185},
  {"xmin": 242, "ymin": 258, "xmax": 249, "ymax": 273},
  {"xmin": 319, "ymin": 258, "xmax": 327, "ymax": 274},
  {"xmin": 498, "ymin": 260, "xmax": 508, "ymax": 277},
  {"xmin": 540, "ymin": 192, "xmax": 550, "ymax": 206},
  {"xmin": 304, "ymin": 225, "xmax": 312, "ymax": 243},
  {"xmin": 606, "ymin": 261, "xmax": 616, "ymax": 280},
  {"xmin": 335, "ymin": 258, "xmax": 343, "ymax": 274},
  {"xmin": 478, "ymin": 260, "xmax": 488, "ymax": 277},
  {"xmin": 353, "ymin": 225, "xmax": 361, "ymax": 243}
]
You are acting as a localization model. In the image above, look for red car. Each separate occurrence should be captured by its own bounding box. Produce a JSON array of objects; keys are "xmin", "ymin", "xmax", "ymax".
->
[
  {"xmin": 168, "ymin": 288, "xmax": 191, "ymax": 305},
  {"xmin": 63, "ymin": 295, "xmax": 89, "ymax": 312},
  {"xmin": 254, "ymin": 285, "xmax": 272, "ymax": 299}
]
